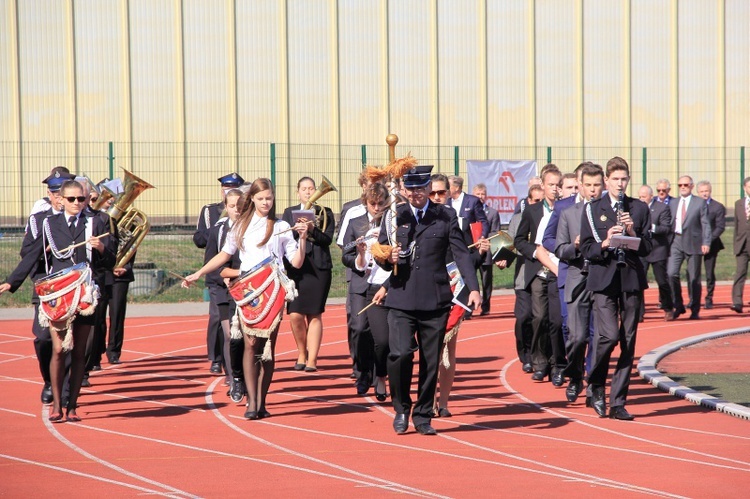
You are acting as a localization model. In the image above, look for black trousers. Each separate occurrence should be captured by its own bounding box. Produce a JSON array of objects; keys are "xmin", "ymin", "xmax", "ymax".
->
[
  {"xmin": 704, "ymin": 249, "xmax": 720, "ymax": 302},
  {"xmin": 387, "ymin": 307, "xmax": 448, "ymax": 426},
  {"xmin": 349, "ymin": 291, "xmax": 373, "ymax": 377},
  {"xmin": 513, "ymin": 287, "xmax": 533, "ymax": 365},
  {"xmin": 589, "ymin": 291, "xmax": 641, "ymax": 407},
  {"xmin": 529, "ymin": 275, "xmax": 564, "ymax": 371},
  {"xmin": 107, "ymin": 280, "xmax": 130, "ymax": 357},
  {"xmin": 640, "ymin": 259, "xmax": 671, "ymax": 317},
  {"xmin": 479, "ymin": 264, "xmax": 493, "ymax": 313},
  {"xmin": 86, "ymin": 283, "xmax": 110, "ymax": 370},
  {"xmin": 206, "ymin": 286, "xmax": 225, "ymax": 363},
  {"xmin": 32, "ymin": 304, "xmax": 52, "ymax": 383}
]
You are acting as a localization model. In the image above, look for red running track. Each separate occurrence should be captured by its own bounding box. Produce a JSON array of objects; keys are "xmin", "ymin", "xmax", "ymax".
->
[{"xmin": 1, "ymin": 286, "xmax": 749, "ymax": 497}]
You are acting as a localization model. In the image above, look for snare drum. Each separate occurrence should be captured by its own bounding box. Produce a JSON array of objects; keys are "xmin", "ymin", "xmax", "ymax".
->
[
  {"xmin": 34, "ymin": 262, "xmax": 97, "ymax": 323},
  {"xmin": 229, "ymin": 256, "xmax": 289, "ymax": 332}
]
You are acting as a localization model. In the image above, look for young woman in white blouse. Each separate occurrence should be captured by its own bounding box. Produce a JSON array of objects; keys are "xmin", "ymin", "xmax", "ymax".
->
[{"xmin": 183, "ymin": 178, "xmax": 308, "ymax": 419}]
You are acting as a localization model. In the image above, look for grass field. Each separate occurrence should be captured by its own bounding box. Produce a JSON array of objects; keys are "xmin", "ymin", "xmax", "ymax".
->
[{"xmin": 0, "ymin": 227, "xmax": 741, "ymax": 308}]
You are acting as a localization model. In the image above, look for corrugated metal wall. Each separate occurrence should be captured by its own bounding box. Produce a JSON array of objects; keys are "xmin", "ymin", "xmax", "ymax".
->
[{"xmin": 1, "ymin": 0, "xmax": 748, "ymax": 222}]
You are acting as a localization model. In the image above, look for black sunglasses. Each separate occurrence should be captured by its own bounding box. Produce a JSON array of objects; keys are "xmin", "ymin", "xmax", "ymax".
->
[
  {"xmin": 429, "ymin": 189, "xmax": 448, "ymax": 197},
  {"xmin": 64, "ymin": 196, "xmax": 87, "ymax": 203},
  {"xmin": 90, "ymin": 197, "xmax": 99, "ymax": 202}
]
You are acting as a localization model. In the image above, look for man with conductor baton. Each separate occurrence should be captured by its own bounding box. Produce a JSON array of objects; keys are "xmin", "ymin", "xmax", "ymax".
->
[
  {"xmin": 580, "ymin": 157, "xmax": 652, "ymax": 421},
  {"xmin": 378, "ymin": 165, "xmax": 481, "ymax": 435}
]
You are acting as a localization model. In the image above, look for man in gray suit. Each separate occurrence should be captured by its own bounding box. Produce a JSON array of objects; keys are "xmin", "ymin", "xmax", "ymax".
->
[
  {"xmin": 555, "ymin": 164, "xmax": 604, "ymax": 403},
  {"xmin": 473, "ymin": 183, "xmax": 501, "ymax": 315},
  {"xmin": 696, "ymin": 180, "xmax": 725, "ymax": 309},
  {"xmin": 638, "ymin": 185, "xmax": 674, "ymax": 320},
  {"xmin": 730, "ymin": 177, "xmax": 750, "ymax": 313},
  {"xmin": 667, "ymin": 175, "xmax": 711, "ymax": 320}
]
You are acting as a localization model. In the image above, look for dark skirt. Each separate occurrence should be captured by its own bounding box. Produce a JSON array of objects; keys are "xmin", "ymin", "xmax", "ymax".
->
[{"xmin": 286, "ymin": 261, "xmax": 332, "ymax": 315}]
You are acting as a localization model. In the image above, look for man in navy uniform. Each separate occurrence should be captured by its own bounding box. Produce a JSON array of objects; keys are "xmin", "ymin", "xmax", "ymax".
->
[
  {"xmin": 378, "ymin": 165, "xmax": 481, "ymax": 435},
  {"xmin": 580, "ymin": 157, "xmax": 652, "ymax": 421},
  {"xmin": 696, "ymin": 180, "xmax": 725, "ymax": 309},
  {"xmin": 194, "ymin": 172, "xmax": 244, "ymax": 374}
]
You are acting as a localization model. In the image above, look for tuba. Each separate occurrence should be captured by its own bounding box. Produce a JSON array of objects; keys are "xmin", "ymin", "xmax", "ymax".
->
[
  {"xmin": 303, "ymin": 175, "xmax": 337, "ymax": 233},
  {"xmin": 108, "ymin": 167, "xmax": 154, "ymax": 268}
]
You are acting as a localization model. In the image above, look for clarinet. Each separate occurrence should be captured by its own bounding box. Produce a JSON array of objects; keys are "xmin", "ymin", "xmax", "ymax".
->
[{"xmin": 615, "ymin": 192, "xmax": 626, "ymax": 268}]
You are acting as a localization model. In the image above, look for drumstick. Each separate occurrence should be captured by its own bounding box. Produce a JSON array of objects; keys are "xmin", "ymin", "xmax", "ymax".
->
[
  {"xmin": 167, "ymin": 270, "xmax": 189, "ymax": 282},
  {"xmin": 357, "ymin": 294, "xmax": 387, "ymax": 315},
  {"xmin": 57, "ymin": 232, "xmax": 110, "ymax": 253},
  {"xmin": 467, "ymin": 231, "xmax": 502, "ymax": 249}
]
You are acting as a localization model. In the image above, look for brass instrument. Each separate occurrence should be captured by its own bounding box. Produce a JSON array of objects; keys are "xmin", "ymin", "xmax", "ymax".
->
[
  {"xmin": 91, "ymin": 183, "xmax": 116, "ymax": 211},
  {"xmin": 303, "ymin": 175, "xmax": 337, "ymax": 233},
  {"xmin": 108, "ymin": 167, "xmax": 155, "ymax": 268}
]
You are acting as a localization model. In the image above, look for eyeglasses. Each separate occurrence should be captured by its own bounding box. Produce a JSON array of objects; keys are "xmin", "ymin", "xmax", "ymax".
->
[
  {"xmin": 428, "ymin": 190, "xmax": 448, "ymax": 198},
  {"xmin": 90, "ymin": 197, "xmax": 99, "ymax": 203},
  {"xmin": 656, "ymin": 189, "xmax": 669, "ymax": 193},
  {"xmin": 64, "ymin": 196, "xmax": 87, "ymax": 203},
  {"xmin": 677, "ymin": 183, "xmax": 691, "ymax": 187}
]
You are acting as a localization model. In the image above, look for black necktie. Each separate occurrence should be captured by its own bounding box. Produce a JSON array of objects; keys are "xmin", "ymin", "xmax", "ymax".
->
[
  {"xmin": 68, "ymin": 215, "xmax": 76, "ymax": 236},
  {"xmin": 416, "ymin": 209, "xmax": 423, "ymax": 225}
]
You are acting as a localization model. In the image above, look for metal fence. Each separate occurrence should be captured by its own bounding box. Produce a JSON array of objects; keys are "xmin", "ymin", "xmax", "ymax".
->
[{"xmin": 0, "ymin": 141, "xmax": 746, "ymax": 304}]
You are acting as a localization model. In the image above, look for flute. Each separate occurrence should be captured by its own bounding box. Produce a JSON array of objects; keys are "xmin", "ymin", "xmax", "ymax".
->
[{"xmin": 56, "ymin": 232, "xmax": 110, "ymax": 253}]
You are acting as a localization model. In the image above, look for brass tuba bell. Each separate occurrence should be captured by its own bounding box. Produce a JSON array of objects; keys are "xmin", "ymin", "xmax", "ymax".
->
[
  {"xmin": 303, "ymin": 175, "xmax": 337, "ymax": 233},
  {"xmin": 108, "ymin": 167, "xmax": 155, "ymax": 268}
]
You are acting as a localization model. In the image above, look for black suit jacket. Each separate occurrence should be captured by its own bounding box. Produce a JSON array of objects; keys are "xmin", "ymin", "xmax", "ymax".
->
[
  {"xmin": 734, "ymin": 198, "xmax": 750, "ymax": 255},
  {"xmin": 513, "ymin": 201, "xmax": 546, "ymax": 287},
  {"xmin": 378, "ymin": 202, "xmax": 479, "ymax": 311},
  {"xmin": 580, "ymin": 195, "xmax": 652, "ymax": 293},
  {"xmin": 281, "ymin": 204, "xmax": 334, "ymax": 273},
  {"xmin": 705, "ymin": 198, "xmax": 726, "ymax": 255},
  {"xmin": 645, "ymin": 200, "xmax": 673, "ymax": 263},
  {"xmin": 204, "ymin": 218, "xmax": 232, "ymax": 287},
  {"xmin": 447, "ymin": 193, "xmax": 489, "ymax": 238},
  {"xmin": 193, "ymin": 202, "xmax": 224, "ymax": 248},
  {"xmin": 6, "ymin": 211, "xmax": 116, "ymax": 293}
]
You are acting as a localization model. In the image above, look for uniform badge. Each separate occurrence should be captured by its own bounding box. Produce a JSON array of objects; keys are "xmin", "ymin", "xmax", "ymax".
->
[{"xmin": 600, "ymin": 214, "xmax": 607, "ymax": 221}]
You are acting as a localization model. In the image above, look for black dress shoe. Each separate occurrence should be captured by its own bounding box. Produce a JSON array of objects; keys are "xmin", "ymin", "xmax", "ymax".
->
[
  {"xmin": 258, "ymin": 409, "xmax": 272, "ymax": 419},
  {"xmin": 522, "ymin": 362, "xmax": 533, "ymax": 373},
  {"xmin": 551, "ymin": 368, "xmax": 565, "ymax": 387},
  {"xmin": 81, "ymin": 376, "xmax": 91, "ymax": 388},
  {"xmin": 90, "ymin": 364, "xmax": 102, "ymax": 371},
  {"xmin": 293, "ymin": 363, "xmax": 305, "ymax": 371},
  {"xmin": 609, "ymin": 406, "xmax": 635, "ymax": 421},
  {"xmin": 437, "ymin": 407, "xmax": 452, "ymax": 418},
  {"xmin": 730, "ymin": 305, "xmax": 743, "ymax": 314},
  {"xmin": 209, "ymin": 362, "xmax": 222, "ymax": 374},
  {"xmin": 393, "ymin": 413, "xmax": 409, "ymax": 434},
  {"xmin": 110, "ymin": 356, "xmax": 121, "ymax": 365},
  {"xmin": 479, "ymin": 310, "xmax": 490, "ymax": 316},
  {"xmin": 591, "ymin": 386, "xmax": 607, "ymax": 417},
  {"xmin": 704, "ymin": 301, "xmax": 713, "ymax": 309},
  {"xmin": 41, "ymin": 383, "xmax": 53, "ymax": 404},
  {"xmin": 415, "ymin": 423, "xmax": 437, "ymax": 435},
  {"xmin": 356, "ymin": 373, "xmax": 371, "ymax": 396},
  {"xmin": 565, "ymin": 379, "xmax": 583, "ymax": 402},
  {"xmin": 244, "ymin": 408, "xmax": 258, "ymax": 420},
  {"xmin": 531, "ymin": 368, "xmax": 550, "ymax": 382},
  {"xmin": 689, "ymin": 312, "xmax": 700, "ymax": 320}
]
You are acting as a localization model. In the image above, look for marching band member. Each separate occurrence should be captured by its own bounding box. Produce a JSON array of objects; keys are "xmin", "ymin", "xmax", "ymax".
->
[
  {"xmin": 194, "ymin": 172, "xmax": 245, "ymax": 375},
  {"xmin": 375, "ymin": 165, "xmax": 481, "ymax": 435},
  {"xmin": 282, "ymin": 177, "xmax": 335, "ymax": 372},
  {"xmin": 1, "ymin": 180, "xmax": 116, "ymax": 422},
  {"xmin": 579, "ymin": 157, "xmax": 652, "ymax": 420},
  {"xmin": 183, "ymin": 178, "xmax": 308, "ymax": 420},
  {"xmin": 341, "ymin": 182, "xmax": 391, "ymax": 399}
]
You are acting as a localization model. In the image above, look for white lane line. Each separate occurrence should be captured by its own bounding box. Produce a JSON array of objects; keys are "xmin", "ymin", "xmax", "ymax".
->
[
  {"xmin": 0, "ymin": 338, "xmax": 29, "ymax": 345},
  {"xmin": 42, "ymin": 407, "xmax": 199, "ymax": 498},
  {"xmin": 0, "ymin": 333, "xmax": 28, "ymax": 339},
  {"xmin": 498, "ymin": 358, "xmax": 750, "ymax": 470},
  {"xmin": 0, "ymin": 355, "xmax": 35, "ymax": 365},
  {"xmin": 127, "ymin": 329, "xmax": 205, "ymax": 342},
  {"xmin": 0, "ymin": 453, "xmax": 186, "ymax": 498},
  {"xmin": 0, "ymin": 407, "xmax": 36, "ymax": 417},
  {"xmin": 248, "ymin": 406, "xmax": 687, "ymax": 499},
  {"xmin": 72, "ymin": 419, "xmax": 441, "ymax": 497},
  {"xmin": 206, "ymin": 378, "xmax": 448, "ymax": 498},
  {"xmin": 0, "ymin": 351, "xmax": 29, "ymax": 358},
  {"xmin": 553, "ymin": 408, "xmax": 750, "ymax": 440}
]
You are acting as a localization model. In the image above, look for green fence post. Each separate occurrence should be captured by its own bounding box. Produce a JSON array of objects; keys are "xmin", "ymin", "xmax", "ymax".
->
[
  {"xmin": 454, "ymin": 146, "xmax": 459, "ymax": 176},
  {"xmin": 741, "ymin": 146, "xmax": 746, "ymax": 198},
  {"xmin": 546, "ymin": 146, "xmax": 552, "ymax": 165},
  {"xmin": 642, "ymin": 147, "xmax": 647, "ymax": 186},
  {"xmin": 270, "ymin": 143, "xmax": 276, "ymax": 185},
  {"xmin": 361, "ymin": 144, "xmax": 367, "ymax": 168},
  {"xmin": 108, "ymin": 141, "xmax": 114, "ymax": 179}
]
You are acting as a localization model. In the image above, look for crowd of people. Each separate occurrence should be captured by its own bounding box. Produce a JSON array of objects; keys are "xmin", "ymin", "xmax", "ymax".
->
[{"xmin": 2, "ymin": 159, "xmax": 749, "ymax": 431}]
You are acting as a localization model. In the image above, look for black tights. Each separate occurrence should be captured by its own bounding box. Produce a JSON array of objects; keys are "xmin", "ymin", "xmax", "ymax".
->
[{"xmin": 242, "ymin": 327, "xmax": 279, "ymax": 413}]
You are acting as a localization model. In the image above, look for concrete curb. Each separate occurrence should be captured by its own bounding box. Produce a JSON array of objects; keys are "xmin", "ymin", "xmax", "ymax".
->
[{"xmin": 637, "ymin": 327, "xmax": 750, "ymax": 421}]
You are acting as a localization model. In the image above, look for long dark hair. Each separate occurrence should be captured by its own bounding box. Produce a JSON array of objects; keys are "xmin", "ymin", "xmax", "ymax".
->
[{"xmin": 234, "ymin": 178, "xmax": 276, "ymax": 250}]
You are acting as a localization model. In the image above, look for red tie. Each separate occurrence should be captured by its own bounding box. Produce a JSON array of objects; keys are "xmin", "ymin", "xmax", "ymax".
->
[{"xmin": 680, "ymin": 199, "xmax": 687, "ymax": 226}]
